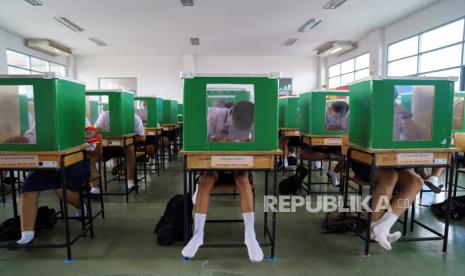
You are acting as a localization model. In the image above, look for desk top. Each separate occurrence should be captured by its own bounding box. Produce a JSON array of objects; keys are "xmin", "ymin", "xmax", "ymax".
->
[
  {"xmin": 180, "ymin": 150, "xmax": 283, "ymax": 156},
  {"xmin": 300, "ymin": 134, "xmax": 342, "ymax": 138},
  {"xmin": 101, "ymin": 134, "xmax": 136, "ymax": 140},
  {"xmin": 348, "ymin": 143, "xmax": 459, "ymax": 154}
]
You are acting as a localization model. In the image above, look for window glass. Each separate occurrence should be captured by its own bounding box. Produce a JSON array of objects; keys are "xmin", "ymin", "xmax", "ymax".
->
[
  {"xmin": 206, "ymin": 84, "xmax": 254, "ymax": 142},
  {"xmin": 7, "ymin": 66, "xmax": 31, "ymax": 75},
  {"xmin": 328, "ymin": 76, "xmax": 341, "ymax": 89},
  {"xmin": 340, "ymin": 73, "xmax": 354, "ymax": 86},
  {"xmin": 325, "ymin": 96, "xmax": 350, "ymax": 131},
  {"xmin": 393, "ymin": 85, "xmax": 435, "ymax": 141},
  {"xmin": 355, "ymin": 68, "xmax": 370, "ymax": 80},
  {"xmin": 388, "ymin": 56, "xmax": 418, "ymax": 76},
  {"xmin": 388, "ymin": 36, "xmax": 419, "ymax": 61},
  {"xmin": 30, "ymin": 57, "xmax": 49, "ymax": 73},
  {"xmin": 419, "ymin": 44, "xmax": 462, "ymax": 73},
  {"xmin": 50, "ymin": 63, "xmax": 66, "ymax": 76},
  {"xmin": 355, "ymin": 53, "xmax": 369, "ymax": 70},
  {"xmin": 420, "ymin": 19, "xmax": 464, "ymax": 52},
  {"xmin": 328, "ymin": 64, "xmax": 340, "ymax": 78},
  {"xmin": 341, "ymin": 59, "xmax": 355, "ymax": 75},
  {"xmin": 0, "ymin": 85, "xmax": 36, "ymax": 144},
  {"xmin": 421, "ymin": 68, "xmax": 461, "ymax": 91},
  {"xmin": 453, "ymin": 97, "xmax": 465, "ymax": 130},
  {"xmin": 6, "ymin": 50, "xmax": 30, "ymax": 69}
]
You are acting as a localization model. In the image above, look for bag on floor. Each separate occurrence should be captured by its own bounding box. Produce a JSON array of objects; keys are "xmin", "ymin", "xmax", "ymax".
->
[
  {"xmin": 154, "ymin": 194, "xmax": 193, "ymax": 246},
  {"xmin": 36, "ymin": 206, "xmax": 57, "ymax": 230},
  {"xmin": 322, "ymin": 212, "xmax": 367, "ymax": 234},
  {"xmin": 287, "ymin": 156, "xmax": 298, "ymax": 167},
  {"xmin": 0, "ymin": 217, "xmax": 21, "ymax": 241},
  {"xmin": 431, "ymin": 195, "xmax": 465, "ymax": 220},
  {"xmin": 279, "ymin": 165, "xmax": 308, "ymax": 195}
]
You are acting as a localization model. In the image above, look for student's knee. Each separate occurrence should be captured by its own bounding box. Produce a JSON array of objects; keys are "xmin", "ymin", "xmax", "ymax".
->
[
  {"xmin": 234, "ymin": 172, "xmax": 250, "ymax": 190},
  {"xmin": 380, "ymin": 169, "xmax": 398, "ymax": 184},
  {"xmin": 20, "ymin": 191, "xmax": 39, "ymax": 201},
  {"xmin": 199, "ymin": 172, "xmax": 217, "ymax": 191},
  {"xmin": 411, "ymin": 173, "xmax": 423, "ymax": 192}
]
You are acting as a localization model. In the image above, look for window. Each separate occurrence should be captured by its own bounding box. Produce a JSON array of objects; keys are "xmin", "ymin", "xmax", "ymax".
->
[
  {"xmin": 328, "ymin": 53, "xmax": 370, "ymax": 88},
  {"xmin": 387, "ymin": 18, "xmax": 465, "ymax": 91},
  {"xmin": 6, "ymin": 49, "xmax": 67, "ymax": 77}
]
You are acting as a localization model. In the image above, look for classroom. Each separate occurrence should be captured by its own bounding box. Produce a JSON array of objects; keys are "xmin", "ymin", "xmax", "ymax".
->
[{"xmin": 1, "ymin": 0, "xmax": 465, "ymax": 275}]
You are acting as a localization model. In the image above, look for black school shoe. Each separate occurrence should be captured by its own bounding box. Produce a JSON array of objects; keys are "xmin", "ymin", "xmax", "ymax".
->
[
  {"xmin": 6, "ymin": 240, "xmax": 34, "ymax": 250},
  {"xmin": 128, "ymin": 185, "xmax": 139, "ymax": 192},
  {"xmin": 423, "ymin": 180, "xmax": 443, "ymax": 194}
]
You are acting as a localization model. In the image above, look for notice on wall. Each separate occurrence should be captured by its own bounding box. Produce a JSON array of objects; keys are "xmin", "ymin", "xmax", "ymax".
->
[
  {"xmin": 324, "ymin": 138, "xmax": 342, "ymax": 146},
  {"xmin": 396, "ymin": 153, "xmax": 434, "ymax": 165},
  {"xmin": 0, "ymin": 155, "xmax": 39, "ymax": 167},
  {"xmin": 211, "ymin": 156, "xmax": 254, "ymax": 168}
]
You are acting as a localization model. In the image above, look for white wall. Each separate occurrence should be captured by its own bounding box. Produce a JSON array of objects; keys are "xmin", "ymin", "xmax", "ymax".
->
[
  {"xmin": 0, "ymin": 28, "xmax": 68, "ymax": 74},
  {"xmin": 194, "ymin": 55, "xmax": 318, "ymax": 94},
  {"xmin": 74, "ymin": 55, "xmax": 184, "ymax": 101}
]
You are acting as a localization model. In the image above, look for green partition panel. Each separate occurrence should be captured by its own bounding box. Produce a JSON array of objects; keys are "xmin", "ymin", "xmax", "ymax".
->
[
  {"xmin": 86, "ymin": 90, "xmax": 135, "ymax": 137},
  {"xmin": 135, "ymin": 96, "xmax": 163, "ymax": 127},
  {"xmin": 0, "ymin": 76, "xmax": 85, "ymax": 152},
  {"xmin": 162, "ymin": 99, "xmax": 178, "ymax": 124},
  {"xmin": 279, "ymin": 96, "xmax": 299, "ymax": 129},
  {"xmin": 349, "ymin": 77, "xmax": 454, "ymax": 149},
  {"xmin": 183, "ymin": 76, "xmax": 278, "ymax": 152},
  {"xmin": 298, "ymin": 90, "xmax": 349, "ymax": 136},
  {"xmin": 453, "ymin": 92, "xmax": 465, "ymax": 133},
  {"xmin": 178, "ymin": 103, "xmax": 184, "ymax": 122}
]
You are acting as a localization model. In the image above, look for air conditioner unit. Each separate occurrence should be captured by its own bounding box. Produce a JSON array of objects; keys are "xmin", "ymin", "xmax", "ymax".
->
[
  {"xmin": 317, "ymin": 41, "xmax": 353, "ymax": 57},
  {"xmin": 26, "ymin": 39, "xmax": 72, "ymax": 56}
]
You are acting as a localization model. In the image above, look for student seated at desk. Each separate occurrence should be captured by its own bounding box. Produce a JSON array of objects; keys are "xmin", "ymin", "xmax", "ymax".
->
[
  {"xmin": 182, "ymin": 101, "xmax": 263, "ymax": 262},
  {"xmin": 6, "ymin": 121, "xmax": 93, "ymax": 249},
  {"xmin": 92, "ymin": 112, "xmax": 144, "ymax": 195}
]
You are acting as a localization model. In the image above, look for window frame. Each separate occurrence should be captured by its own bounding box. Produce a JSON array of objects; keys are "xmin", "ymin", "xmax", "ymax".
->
[
  {"xmin": 387, "ymin": 16, "xmax": 465, "ymax": 91},
  {"xmin": 6, "ymin": 49, "xmax": 67, "ymax": 76},
  {"xmin": 327, "ymin": 52, "xmax": 370, "ymax": 89}
]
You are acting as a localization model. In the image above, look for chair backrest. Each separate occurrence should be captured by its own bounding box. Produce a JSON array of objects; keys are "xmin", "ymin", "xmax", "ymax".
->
[{"xmin": 454, "ymin": 133, "xmax": 465, "ymax": 152}]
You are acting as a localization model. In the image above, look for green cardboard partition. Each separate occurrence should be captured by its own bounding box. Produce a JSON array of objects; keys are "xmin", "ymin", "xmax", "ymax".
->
[
  {"xmin": 162, "ymin": 99, "xmax": 178, "ymax": 125},
  {"xmin": 298, "ymin": 90, "xmax": 349, "ymax": 136},
  {"xmin": 0, "ymin": 76, "xmax": 85, "ymax": 152},
  {"xmin": 452, "ymin": 92, "xmax": 465, "ymax": 133},
  {"xmin": 86, "ymin": 90, "xmax": 135, "ymax": 137},
  {"xmin": 279, "ymin": 96, "xmax": 299, "ymax": 129},
  {"xmin": 135, "ymin": 96, "xmax": 163, "ymax": 128},
  {"xmin": 183, "ymin": 76, "xmax": 278, "ymax": 152},
  {"xmin": 178, "ymin": 103, "xmax": 184, "ymax": 122},
  {"xmin": 349, "ymin": 76, "xmax": 455, "ymax": 149}
]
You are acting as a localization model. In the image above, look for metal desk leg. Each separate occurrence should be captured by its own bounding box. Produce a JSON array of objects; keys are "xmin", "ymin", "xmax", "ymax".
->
[
  {"xmin": 364, "ymin": 155, "xmax": 375, "ymax": 256},
  {"xmin": 271, "ymin": 157, "xmax": 278, "ymax": 258},
  {"xmin": 183, "ymin": 156, "xmax": 189, "ymax": 244},
  {"xmin": 264, "ymin": 171, "xmax": 269, "ymax": 237},
  {"xmin": 10, "ymin": 170, "xmax": 19, "ymax": 218},
  {"xmin": 443, "ymin": 154, "xmax": 455, "ymax": 253},
  {"xmin": 60, "ymin": 158, "xmax": 73, "ymax": 261}
]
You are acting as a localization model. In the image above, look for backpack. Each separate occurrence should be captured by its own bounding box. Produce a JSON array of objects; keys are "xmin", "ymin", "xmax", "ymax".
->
[
  {"xmin": 279, "ymin": 165, "xmax": 308, "ymax": 195},
  {"xmin": 431, "ymin": 196, "xmax": 465, "ymax": 220},
  {"xmin": 154, "ymin": 194, "xmax": 193, "ymax": 246},
  {"xmin": 321, "ymin": 212, "xmax": 367, "ymax": 234},
  {"xmin": 0, "ymin": 206, "xmax": 56, "ymax": 241}
]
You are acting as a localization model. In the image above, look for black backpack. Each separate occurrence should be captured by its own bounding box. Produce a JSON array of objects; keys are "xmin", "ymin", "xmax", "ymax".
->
[
  {"xmin": 279, "ymin": 165, "xmax": 308, "ymax": 195},
  {"xmin": 154, "ymin": 194, "xmax": 193, "ymax": 246},
  {"xmin": 431, "ymin": 196, "xmax": 465, "ymax": 220},
  {"xmin": 0, "ymin": 206, "xmax": 56, "ymax": 241}
]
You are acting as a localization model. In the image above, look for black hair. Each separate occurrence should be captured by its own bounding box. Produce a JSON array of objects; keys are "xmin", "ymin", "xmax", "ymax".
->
[
  {"xmin": 331, "ymin": 101, "xmax": 349, "ymax": 116},
  {"xmin": 231, "ymin": 101, "xmax": 254, "ymax": 130}
]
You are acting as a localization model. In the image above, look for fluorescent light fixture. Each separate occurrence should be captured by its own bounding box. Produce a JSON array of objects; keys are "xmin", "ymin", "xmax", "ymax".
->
[
  {"xmin": 180, "ymin": 0, "xmax": 195, "ymax": 6},
  {"xmin": 190, "ymin": 37, "xmax": 200, "ymax": 46},
  {"xmin": 323, "ymin": 0, "xmax": 347, "ymax": 9},
  {"xmin": 281, "ymin": 38, "xmax": 298, "ymax": 47},
  {"xmin": 316, "ymin": 41, "xmax": 353, "ymax": 57},
  {"xmin": 24, "ymin": 0, "xmax": 44, "ymax": 6},
  {"xmin": 298, "ymin": 19, "xmax": 321, "ymax": 32},
  {"xmin": 26, "ymin": 39, "xmax": 72, "ymax": 56},
  {"xmin": 89, "ymin": 38, "xmax": 107, "ymax": 47},
  {"xmin": 53, "ymin": 17, "xmax": 84, "ymax": 32}
]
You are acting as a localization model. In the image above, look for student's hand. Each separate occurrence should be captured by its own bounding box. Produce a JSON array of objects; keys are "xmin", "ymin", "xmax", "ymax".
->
[
  {"xmin": 395, "ymin": 104, "xmax": 413, "ymax": 119},
  {"xmin": 4, "ymin": 136, "xmax": 29, "ymax": 144}
]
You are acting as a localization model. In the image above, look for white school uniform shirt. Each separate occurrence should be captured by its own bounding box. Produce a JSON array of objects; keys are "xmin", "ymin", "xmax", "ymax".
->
[
  {"xmin": 94, "ymin": 111, "xmax": 145, "ymax": 136},
  {"xmin": 207, "ymin": 107, "xmax": 253, "ymax": 142}
]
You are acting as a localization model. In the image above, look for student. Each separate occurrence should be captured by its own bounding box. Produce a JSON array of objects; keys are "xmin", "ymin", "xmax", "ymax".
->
[
  {"xmin": 7, "ymin": 120, "xmax": 94, "ymax": 249},
  {"xmin": 91, "ymin": 111, "xmax": 145, "ymax": 195},
  {"xmin": 182, "ymin": 101, "xmax": 263, "ymax": 262}
]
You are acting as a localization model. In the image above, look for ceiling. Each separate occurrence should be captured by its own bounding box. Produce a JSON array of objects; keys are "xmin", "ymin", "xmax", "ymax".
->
[{"xmin": 0, "ymin": 0, "xmax": 440, "ymax": 56}]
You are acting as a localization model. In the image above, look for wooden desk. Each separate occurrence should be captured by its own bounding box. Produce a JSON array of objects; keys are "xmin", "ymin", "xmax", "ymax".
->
[
  {"xmin": 0, "ymin": 145, "xmax": 94, "ymax": 261},
  {"xmin": 180, "ymin": 150, "xmax": 282, "ymax": 259},
  {"xmin": 144, "ymin": 127, "xmax": 164, "ymax": 174},
  {"xmin": 345, "ymin": 144, "xmax": 458, "ymax": 256},
  {"xmin": 279, "ymin": 128, "xmax": 300, "ymax": 138}
]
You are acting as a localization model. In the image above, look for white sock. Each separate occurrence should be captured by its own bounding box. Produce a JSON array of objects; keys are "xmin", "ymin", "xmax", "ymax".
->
[
  {"xmin": 90, "ymin": 187, "xmax": 100, "ymax": 194},
  {"xmin": 427, "ymin": 176, "xmax": 439, "ymax": 186},
  {"xmin": 192, "ymin": 183, "xmax": 199, "ymax": 205},
  {"xmin": 182, "ymin": 213, "xmax": 206, "ymax": 258},
  {"xmin": 371, "ymin": 212, "xmax": 399, "ymax": 251},
  {"xmin": 75, "ymin": 203, "xmax": 88, "ymax": 217},
  {"xmin": 17, "ymin": 231, "xmax": 34, "ymax": 244},
  {"xmin": 243, "ymin": 212, "xmax": 263, "ymax": 262},
  {"xmin": 327, "ymin": 170, "xmax": 339, "ymax": 186},
  {"xmin": 315, "ymin": 161, "xmax": 322, "ymax": 169},
  {"xmin": 127, "ymin": 180, "xmax": 135, "ymax": 189},
  {"xmin": 284, "ymin": 159, "xmax": 289, "ymax": 168}
]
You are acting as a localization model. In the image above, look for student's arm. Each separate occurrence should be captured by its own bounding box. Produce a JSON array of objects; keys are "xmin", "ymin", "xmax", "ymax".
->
[
  {"xmin": 134, "ymin": 115, "xmax": 145, "ymax": 142},
  {"xmin": 94, "ymin": 112, "xmax": 109, "ymax": 132}
]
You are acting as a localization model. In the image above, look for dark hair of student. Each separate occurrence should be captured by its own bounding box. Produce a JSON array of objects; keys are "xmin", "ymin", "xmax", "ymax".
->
[
  {"xmin": 231, "ymin": 101, "xmax": 254, "ymax": 130},
  {"xmin": 331, "ymin": 101, "xmax": 349, "ymax": 116}
]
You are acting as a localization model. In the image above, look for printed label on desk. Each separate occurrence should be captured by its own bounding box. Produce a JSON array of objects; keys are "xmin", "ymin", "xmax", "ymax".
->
[
  {"xmin": 433, "ymin": 158, "xmax": 448, "ymax": 165},
  {"xmin": 39, "ymin": 161, "xmax": 58, "ymax": 168},
  {"xmin": 103, "ymin": 140, "xmax": 121, "ymax": 146},
  {"xmin": 396, "ymin": 153, "xmax": 433, "ymax": 165},
  {"xmin": 211, "ymin": 156, "xmax": 253, "ymax": 168},
  {"xmin": 146, "ymin": 131, "xmax": 155, "ymax": 135},
  {"xmin": 0, "ymin": 155, "xmax": 39, "ymax": 167},
  {"xmin": 324, "ymin": 138, "xmax": 342, "ymax": 146}
]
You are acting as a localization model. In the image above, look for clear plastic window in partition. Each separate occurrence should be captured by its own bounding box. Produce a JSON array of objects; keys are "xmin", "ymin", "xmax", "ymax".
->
[
  {"xmin": 87, "ymin": 95, "xmax": 110, "ymax": 131},
  {"xmin": 453, "ymin": 97, "xmax": 465, "ymax": 130},
  {"xmin": 393, "ymin": 85, "xmax": 435, "ymax": 141},
  {"xmin": 135, "ymin": 100, "xmax": 148, "ymax": 125},
  {"xmin": 206, "ymin": 84, "xmax": 255, "ymax": 142},
  {"xmin": 325, "ymin": 96, "xmax": 349, "ymax": 131},
  {"xmin": 0, "ymin": 85, "xmax": 36, "ymax": 144}
]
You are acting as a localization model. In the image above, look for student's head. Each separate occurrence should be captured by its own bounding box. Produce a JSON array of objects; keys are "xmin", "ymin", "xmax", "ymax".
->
[
  {"xmin": 331, "ymin": 101, "xmax": 349, "ymax": 117},
  {"xmin": 230, "ymin": 101, "xmax": 254, "ymax": 130}
]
